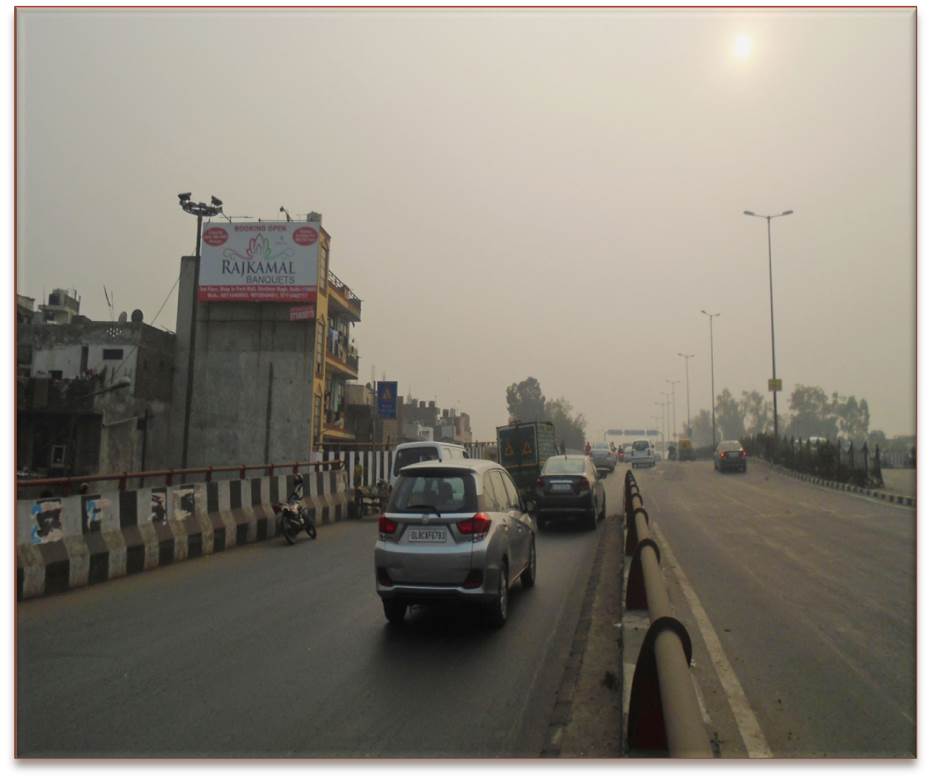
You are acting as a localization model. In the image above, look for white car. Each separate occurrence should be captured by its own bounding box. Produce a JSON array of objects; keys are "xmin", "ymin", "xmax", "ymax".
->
[{"xmin": 629, "ymin": 439, "xmax": 656, "ymax": 468}]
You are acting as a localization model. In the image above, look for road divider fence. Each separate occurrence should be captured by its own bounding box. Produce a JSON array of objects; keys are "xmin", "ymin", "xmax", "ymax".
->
[{"xmin": 622, "ymin": 470, "xmax": 712, "ymax": 758}]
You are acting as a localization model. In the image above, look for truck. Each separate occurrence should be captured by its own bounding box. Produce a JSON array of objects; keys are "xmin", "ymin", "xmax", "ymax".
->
[{"xmin": 496, "ymin": 421, "xmax": 558, "ymax": 498}]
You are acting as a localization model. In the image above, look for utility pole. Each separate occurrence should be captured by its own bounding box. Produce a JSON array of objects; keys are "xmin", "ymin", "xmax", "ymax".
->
[
  {"xmin": 744, "ymin": 209, "xmax": 794, "ymax": 442},
  {"xmin": 178, "ymin": 192, "xmax": 223, "ymax": 468},
  {"xmin": 666, "ymin": 379, "xmax": 680, "ymax": 442},
  {"xmin": 678, "ymin": 353, "xmax": 694, "ymax": 437},
  {"xmin": 700, "ymin": 311, "xmax": 720, "ymax": 449}
]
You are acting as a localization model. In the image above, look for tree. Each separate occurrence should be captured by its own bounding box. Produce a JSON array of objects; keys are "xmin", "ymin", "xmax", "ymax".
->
[
  {"xmin": 740, "ymin": 390, "xmax": 771, "ymax": 434},
  {"xmin": 505, "ymin": 377, "xmax": 546, "ymax": 423},
  {"xmin": 691, "ymin": 409, "xmax": 714, "ymax": 447},
  {"xmin": 715, "ymin": 388, "xmax": 745, "ymax": 440},
  {"xmin": 544, "ymin": 397, "xmax": 587, "ymax": 451},
  {"xmin": 787, "ymin": 385, "xmax": 837, "ymax": 439}
]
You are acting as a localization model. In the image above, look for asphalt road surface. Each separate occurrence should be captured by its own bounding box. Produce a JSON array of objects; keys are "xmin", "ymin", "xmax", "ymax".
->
[
  {"xmin": 630, "ymin": 458, "xmax": 916, "ymax": 758},
  {"xmin": 17, "ymin": 469, "xmax": 625, "ymax": 758}
]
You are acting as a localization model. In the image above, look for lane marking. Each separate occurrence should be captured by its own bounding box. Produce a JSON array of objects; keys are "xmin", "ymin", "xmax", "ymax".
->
[{"xmin": 649, "ymin": 520, "xmax": 774, "ymax": 758}]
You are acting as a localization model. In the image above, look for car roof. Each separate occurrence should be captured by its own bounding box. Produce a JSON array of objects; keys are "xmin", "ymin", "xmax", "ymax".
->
[
  {"xmin": 394, "ymin": 441, "xmax": 465, "ymax": 451},
  {"xmin": 398, "ymin": 458, "xmax": 498, "ymax": 474}
]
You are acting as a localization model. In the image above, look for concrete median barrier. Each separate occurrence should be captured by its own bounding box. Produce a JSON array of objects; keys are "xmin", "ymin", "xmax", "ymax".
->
[{"xmin": 16, "ymin": 470, "xmax": 349, "ymax": 600}]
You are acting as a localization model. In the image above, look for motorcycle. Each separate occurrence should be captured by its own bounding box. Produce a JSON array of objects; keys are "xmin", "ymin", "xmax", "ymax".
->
[{"xmin": 273, "ymin": 475, "xmax": 317, "ymax": 545}]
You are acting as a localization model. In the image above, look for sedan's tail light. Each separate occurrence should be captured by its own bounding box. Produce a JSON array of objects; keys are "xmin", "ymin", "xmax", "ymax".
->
[
  {"xmin": 721, "ymin": 452, "xmax": 728, "ymax": 459},
  {"xmin": 536, "ymin": 477, "xmax": 545, "ymax": 488},
  {"xmin": 457, "ymin": 513, "xmax": 492, "ymax": 539},
  {"xmin": 740, "ymin": 449, "xmax": 748, "ymax": 458},
  {"xmin": 378, "ymin": 515, "xmax": 398, "ymax": 535},
  {"xmin": 576, "ymin": 477, "xmax": 590, "ymax": 493}
]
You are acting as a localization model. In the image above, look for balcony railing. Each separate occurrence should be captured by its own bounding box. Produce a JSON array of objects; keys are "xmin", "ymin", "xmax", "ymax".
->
[{"xmin": 327, "ymin": 271, "xmax": 362, "ymax": 308}]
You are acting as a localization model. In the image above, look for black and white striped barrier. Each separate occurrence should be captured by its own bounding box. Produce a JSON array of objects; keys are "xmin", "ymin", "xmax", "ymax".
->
[
  {"xmin": 16, "ymin": 470, "xmax": 350, "ymax": 600},
  {"xmin": 762, "ymin": 461, "xmax": 915, "ymax": 507}
]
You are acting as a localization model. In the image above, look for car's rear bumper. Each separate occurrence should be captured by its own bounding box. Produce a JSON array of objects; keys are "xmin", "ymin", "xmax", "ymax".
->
[
  {"xmin": 717, "ymin": 461, "xmax": 746, "ymax": 471},
  {"xmin": 377, "ymin": 582, "xmax": 497, "ymax": 604}
]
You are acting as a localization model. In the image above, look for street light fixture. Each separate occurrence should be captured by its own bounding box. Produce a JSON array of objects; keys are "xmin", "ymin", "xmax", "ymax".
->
[
  {"xmin": 700, "ymin": 310, "xmax": 720, "ymax": 449},
  {"xmin": 677, "ymin": 353, "xmax": 694, "ymax": 437},
  {"xmin": 178, "ymin": 191, "xmax": 225, "ymax": 468},
  {"xmin": 744, "ymin": 208, "xmax": 794, "ymax": 442},
  {"xmin": 666, "ymin": 379, "xmax": 680, "ymax": 442}
]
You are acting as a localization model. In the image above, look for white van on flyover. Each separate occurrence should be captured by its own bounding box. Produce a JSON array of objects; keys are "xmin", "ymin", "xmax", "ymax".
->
[
  {"xmin": 629, "ymin": 439, "xmax": 656, "ymax": 468},
  {"xmin": 391, "ymin": 441, "xmax": 467, "ymax": 487}
]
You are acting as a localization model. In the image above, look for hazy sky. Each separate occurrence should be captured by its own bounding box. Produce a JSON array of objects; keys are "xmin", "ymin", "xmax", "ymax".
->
[{"xmin": 16, "ymin": 7, "xmax": 916, "ymax": 441}]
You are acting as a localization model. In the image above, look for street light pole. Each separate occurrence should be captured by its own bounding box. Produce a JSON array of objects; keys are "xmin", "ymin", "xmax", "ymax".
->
[
  {"xmin": 178, "ymin": 192, "xmax": 223, "ymax": 469},
  {"xmin": 654, "ymin": 401, "xmax": 666, "ymax": 446},
  {"xmin": 678, "ymin": 353, "xmax": 694, "ymax": 437},
  {"xmin": 666, "ymin": 379, "xmax": 680, "ymax": 442},
  {"xmin": 744, "ymin": 209, "xmax": 794, "ymax": 442},
  {"xmin": 700, "ymin": 310, "xmax": 720, "ymax": 449}
]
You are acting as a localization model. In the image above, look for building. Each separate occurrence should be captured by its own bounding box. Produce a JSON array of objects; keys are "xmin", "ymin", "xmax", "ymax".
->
[
  {"xmin": 320, "ymin": 270, "xmax": 362, "ymax": 444},
  {"xmin": 37, "ymin": 288, "xmax": 81, "ymax": 325},
  {"xmin": 170, "ymin": 215, "xmax": 363, "ymax": 468},
  {"xmin": 16, "ymin": 297, "xmax": 176, "ymax": 477}
]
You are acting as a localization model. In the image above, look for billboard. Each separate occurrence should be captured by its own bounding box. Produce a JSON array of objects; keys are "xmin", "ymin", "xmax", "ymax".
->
[{"xmin": 198, "ymin": 221, "xmax": 321, "ymax": 303}]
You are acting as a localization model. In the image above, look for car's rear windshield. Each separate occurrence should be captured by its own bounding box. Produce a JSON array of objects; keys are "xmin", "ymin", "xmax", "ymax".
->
[
  {"xmin": 389, "ymin": 470, "xmax": 477, "ymax": 514},
  {"xmin": 543, "ymin": 457, "xmax": 587, "ymax": 475},
  {"xmin": 632, "ymin": 440, "xmax": 650, "ymax": 451},
  {"xmin": 394, "ymin": 447, "xmax": 439, "ymax": 475}
]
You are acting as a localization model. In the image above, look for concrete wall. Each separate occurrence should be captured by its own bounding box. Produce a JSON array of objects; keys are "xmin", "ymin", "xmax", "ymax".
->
[
  {"xmin": 171, "ymin": 256, "xmax": 317, "ymax": 469},
  {"xmin": 17, "ymin": 469, "xmax": 349, "ymax": 600}
]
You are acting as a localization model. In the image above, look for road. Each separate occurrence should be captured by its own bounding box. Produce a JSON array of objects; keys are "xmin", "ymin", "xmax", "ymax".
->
[
  {"xmin": 17, "ymin": 470, "xmax": 625, "ymax": 758},
  {"xmin": 630, "ymin": 458, "xmax": 916, "ymax": 758}
]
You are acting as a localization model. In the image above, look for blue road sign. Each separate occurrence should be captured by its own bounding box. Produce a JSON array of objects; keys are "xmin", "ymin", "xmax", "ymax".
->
[{"xmin": 377, "ymin": 381, "xmax": 398, "ymax": 419}]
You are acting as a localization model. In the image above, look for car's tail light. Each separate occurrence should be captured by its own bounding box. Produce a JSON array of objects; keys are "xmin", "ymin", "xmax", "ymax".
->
[
  {"xmin": 536, "ymin": 477, "xmax": 545, "ymax": 488},
  {"xmin": 376, "ymin": 567, "xmax": 393, "ymax": 586},
  {"xmin": 272, "ymin": 503, "xmax": 281, "ymax": 513},
  {"xmin": 740, "ymin": 449, "xmax": 748, "ymax": 458},
  {"xmin": 721, "ymin": 452, "xmax": 728, "ymax": 459},
  {"xmin": 463, "ymin": 569, "xmax": 484, "ymax": 589},
  {"xmin": 378, "ymin": 515, "xmax": 398, "ymax": 535},
  {"xmin": 457, "ymin": 513, "xmax": 492, "ymax": 539},
  {"xmin": 576, "ymin": 477, "xmax": 590, "ymax": 492}
]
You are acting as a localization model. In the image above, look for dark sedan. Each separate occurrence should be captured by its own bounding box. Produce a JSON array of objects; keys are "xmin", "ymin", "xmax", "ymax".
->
[
  {"xmin": 533, "ymin": 455, "xmax": 606, "ymax": 531},
  {"xmin": 714, "ymin": 440, "xmax": 748, "ymax": 473}
]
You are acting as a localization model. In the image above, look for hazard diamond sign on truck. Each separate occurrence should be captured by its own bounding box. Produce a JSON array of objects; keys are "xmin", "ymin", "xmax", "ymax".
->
[{"xmin": 496, "ymin": 421, "xmax": 557, "ymax": 497}]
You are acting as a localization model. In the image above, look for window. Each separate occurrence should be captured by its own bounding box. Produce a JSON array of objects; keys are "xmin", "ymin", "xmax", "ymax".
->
[
  {"xmin": 543, "ymin": 457, "xmax": 586, "ymax": 475},
  {"xmin": 389, "ymin": 471, "xmax": 476, "ymax": 514},
  {"xmin": 393, "ymin": 446, "xmax": 440, "ymax": 476},
  {"xmin": 499, "ymin": 471, "xmax": 521, "ymax": 510},
  {"xmin": 102, "ymin": 348, "xmax": 124, "ymax": 360},
  {"xmin": 484, "ymin": 472, "xmax": 507, "ymax": 512},
  {"xmin": 49, "ymin": 370, "xmax": 63, "ymax": 380}
]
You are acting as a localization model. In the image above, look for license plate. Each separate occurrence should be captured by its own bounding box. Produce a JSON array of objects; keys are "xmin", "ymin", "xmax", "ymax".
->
[
  {"xmin": 407, "ymin": 527, "xmax": 448, "ymax": 543},
  {"xmin": 550, "ymin": 482, "xmax": 572, "ymax": 493}
]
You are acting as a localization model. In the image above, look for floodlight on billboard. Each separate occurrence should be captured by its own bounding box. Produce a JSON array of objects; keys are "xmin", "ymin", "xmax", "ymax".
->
[{"xmin": 198, "ymin": 221, "xmax": 320, "ymax": 303}]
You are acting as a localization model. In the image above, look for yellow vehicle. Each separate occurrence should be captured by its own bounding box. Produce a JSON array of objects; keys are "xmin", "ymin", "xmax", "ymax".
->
[{"xmin": 678, "ymin": 438, "xmax": 696, "ymax": 461}]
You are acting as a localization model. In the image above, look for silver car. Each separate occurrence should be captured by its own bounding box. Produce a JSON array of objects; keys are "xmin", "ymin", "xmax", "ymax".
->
[
  {"xmin": 590, "ymin": 443, "xmax": 615, "ymax": 474},
  {"xmin": 374, "ymin": 460, "xmax": 537, "ymax": 628}
]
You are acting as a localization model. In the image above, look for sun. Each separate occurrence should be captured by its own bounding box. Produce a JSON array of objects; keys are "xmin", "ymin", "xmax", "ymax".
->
[{"xmin": 733, "ymin": 34, "xmax": 753, "ymax": 60}]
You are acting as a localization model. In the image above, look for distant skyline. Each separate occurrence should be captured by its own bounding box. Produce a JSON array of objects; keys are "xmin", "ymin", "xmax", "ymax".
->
[{"xmin": 15, "ymin": 7, "xmax": 916, "ymax": 440}]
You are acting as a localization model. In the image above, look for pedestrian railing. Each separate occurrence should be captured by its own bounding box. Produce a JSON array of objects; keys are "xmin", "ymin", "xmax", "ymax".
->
[{"xmin": 623, "ymin": 470, "xmax": 713, "ymax": 758}]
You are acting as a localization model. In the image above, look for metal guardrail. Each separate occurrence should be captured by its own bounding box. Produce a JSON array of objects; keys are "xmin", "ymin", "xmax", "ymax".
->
[
  {"xmin": 17, "ymin": 459, "xmax": 344, "ymax": 494},
  {"xmin": 623, "ymin": 469, "xmax": 713, "ymax": 758}
]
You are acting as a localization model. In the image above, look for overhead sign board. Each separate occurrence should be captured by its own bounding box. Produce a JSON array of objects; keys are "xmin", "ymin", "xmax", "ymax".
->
[
  {"xmin": 768, "ymin": 378, "xmax": 783, "ymax": 392},
  {"xmin": 377, "ymin": 381, "xmax": 398, "ymax": 419},
  {"xmin": 198, "ymin": 221, "xmax": 320, "ymax": 303}
]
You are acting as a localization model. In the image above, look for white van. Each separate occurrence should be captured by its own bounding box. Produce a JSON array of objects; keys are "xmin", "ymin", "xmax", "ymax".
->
[
  {"xmin": 391, "ymin": 441, "xmax": 467, "ymax": 486},
  {"xmin": 629, "ymin": 439, "xmax": 656, "ymax": 468}
]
